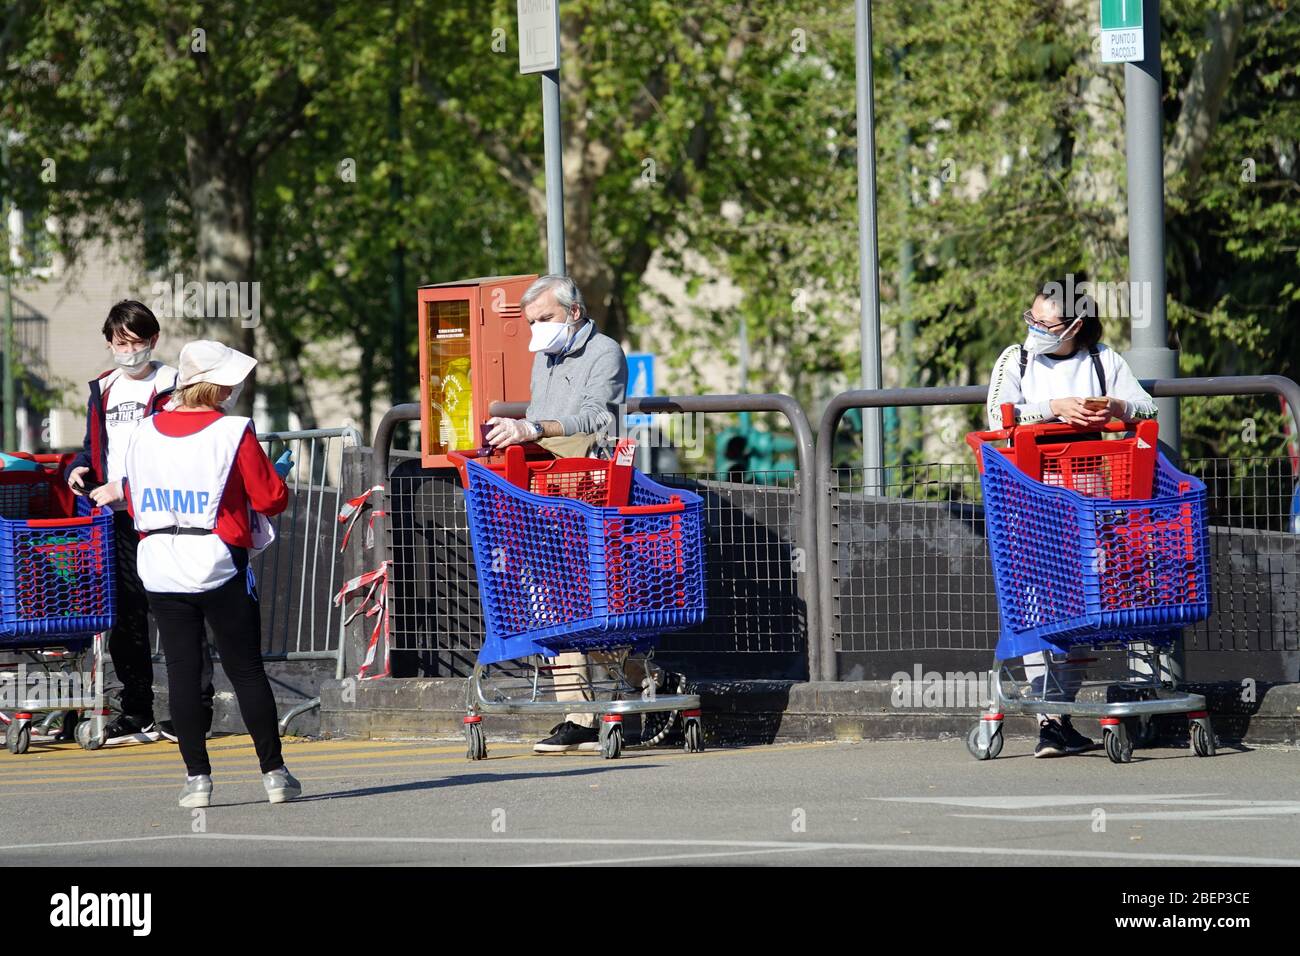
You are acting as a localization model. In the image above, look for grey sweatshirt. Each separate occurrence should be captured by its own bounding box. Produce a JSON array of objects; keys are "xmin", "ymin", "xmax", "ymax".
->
[{"xmin": 525, "ymin": 319, "xmax": 628, "ymax": 442}]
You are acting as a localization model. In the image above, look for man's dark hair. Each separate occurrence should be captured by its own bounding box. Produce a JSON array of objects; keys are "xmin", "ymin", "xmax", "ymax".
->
[
  {"xmin": 102, "ymin": 300, "xmax": 160, "ymax": 342},
  {"xmin": 1034, "ymin": 278, "xmax": 1103, "ymax": 351}
]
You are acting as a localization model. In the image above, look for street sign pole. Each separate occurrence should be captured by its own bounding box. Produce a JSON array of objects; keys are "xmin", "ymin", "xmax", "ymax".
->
[
  {"xmin": 1, "ymin": 133, "xmax": 15, "ymax": 451},
  {"xmin": 1120, "ymin": 0, "xmax": 1179, "ymax": 455},
  {"xmin": 541, "ymin": 69, "xmax": 566, "ymax": 275},
  {"xmin": 1106, "ymin": 0, "xmax": 1181, "ymax": 683},
  {"xmin": 854, "ymin": 0, "xmax": 885, "ymax": 494},
  {"xmin": 518, "ymin": 0, "xmax": 565, "ymax": 275}
]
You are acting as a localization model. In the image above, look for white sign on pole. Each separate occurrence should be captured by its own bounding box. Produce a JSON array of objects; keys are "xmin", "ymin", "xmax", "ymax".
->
[
  {"xmin": 1099, "ymin": 0, "xmax": 1144, "ymax": 64},
  {"xmin": 517, "ymin": 0, "xmax": 560, "ymax": 75}
]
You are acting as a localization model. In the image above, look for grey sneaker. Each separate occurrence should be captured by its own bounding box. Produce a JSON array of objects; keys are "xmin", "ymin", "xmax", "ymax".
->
[
  {"xmin": 179, "ymin": 775, "xmax": 212, "ymax": 809},
  {"xmin": 263, "ymin": 767, "xmax": 302, "ymax": 804}
]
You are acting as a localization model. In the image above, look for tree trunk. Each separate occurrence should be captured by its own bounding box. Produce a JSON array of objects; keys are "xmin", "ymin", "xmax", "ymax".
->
[{"xmin": 185, "ymin": 126, "xmax": 258, "ymax": 417}]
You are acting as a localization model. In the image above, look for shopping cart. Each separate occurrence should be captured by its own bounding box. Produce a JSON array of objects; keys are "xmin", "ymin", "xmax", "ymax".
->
[
  {"xmin": 963, "ymin": 406, "xmax": 1215, "ymax": 764},
  {"xmin": 449, "ymin": 441, "xmax": 707, "ymax": 759},
  {"xmin": 1, "ymin": 452, "xmax": 115, "ymax": 755}
]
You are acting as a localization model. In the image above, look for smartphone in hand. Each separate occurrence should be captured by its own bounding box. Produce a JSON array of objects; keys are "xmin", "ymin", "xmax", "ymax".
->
[{"xmin": 1083, "ymin": 397, "xmax": 1110, "ymax": 412}]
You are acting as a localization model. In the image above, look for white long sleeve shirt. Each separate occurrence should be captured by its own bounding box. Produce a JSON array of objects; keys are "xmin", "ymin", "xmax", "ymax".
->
[{"xmin": 986, "ymin": 343, "xmax": 1158, "ymax": 429}]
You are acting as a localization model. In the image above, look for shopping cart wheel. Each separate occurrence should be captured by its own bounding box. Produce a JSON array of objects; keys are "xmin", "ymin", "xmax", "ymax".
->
[
  {"xmin": 1189, "ymin": 715, "xmax": 1216, "ymax": 758},
  {"xmin": 600, "ymin": 724, "xmax": 623, "ymax": 760},
  {"xmin": 1103, "ymin": 727, "xmax": 1133, "ymax": 764},
  {"xmin": 684, "ymin": 717, "xmax": 705, "ymax": 754},
  {"xmin": 966, "ymin": 722, "xmax": 1003, "ymax": 760},
  {"xmin": 75, "ymin": 719, "xmax": 102, "ymax": 752},
  {"xmin": 7, "ymin": 721, "xmax": 30, "ymax": 755},
  {"xmin": 464, "ymin": 716, "xmax": 487, "ymax": 760}
]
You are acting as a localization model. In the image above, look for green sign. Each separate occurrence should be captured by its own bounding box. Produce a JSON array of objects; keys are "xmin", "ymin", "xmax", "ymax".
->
[
  {"xmin": 1101, "ymin": 0, "xmax": 1143, "ymax": 30},
  {"xmin": 1099, "ymin": 0, "xmax": 1144, "ymax": 63}
]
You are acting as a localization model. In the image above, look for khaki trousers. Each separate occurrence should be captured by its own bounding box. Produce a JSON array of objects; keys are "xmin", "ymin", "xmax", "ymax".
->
[{"xmin": 550, "ymin": 651, "xmax": 660, "ymax": 728}]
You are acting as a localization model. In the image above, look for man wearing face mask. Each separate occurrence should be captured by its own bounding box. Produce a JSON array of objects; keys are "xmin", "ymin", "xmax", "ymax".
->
[
  {"xmin": 985, "ymin": 279, "xmax": 1157, "ymax": 758},
  {"xmin": 484, "ymin": 274, "xmax": 628, "ymax": 460},
  {"xmin": 484, "ymin": 274, "xmax": 643, "ymax": 753},
  {"xmin": 64, "ymin": 300, "xmax": 180, "ymax": 745}
]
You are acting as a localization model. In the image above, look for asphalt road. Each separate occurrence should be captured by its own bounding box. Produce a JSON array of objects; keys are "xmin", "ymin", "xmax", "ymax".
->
[{"xmin": 2, "ymin": 731, "xmax": 1298, "ymax": 867}]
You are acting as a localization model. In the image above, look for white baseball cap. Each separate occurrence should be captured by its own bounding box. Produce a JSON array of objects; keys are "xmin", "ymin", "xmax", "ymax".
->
[{"xmin": 177, "ymin": 340, "xmax": 257, "ymax": 388}]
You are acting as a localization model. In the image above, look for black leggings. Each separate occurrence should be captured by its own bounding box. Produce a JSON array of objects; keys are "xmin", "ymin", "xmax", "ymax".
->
[
  {"xmin": 109, "ymin": 509, "xmax": 154, "ymax": 716},
  {"xmin": 147, "ymin": 567, "xmax": 283, "ymax": 776}
]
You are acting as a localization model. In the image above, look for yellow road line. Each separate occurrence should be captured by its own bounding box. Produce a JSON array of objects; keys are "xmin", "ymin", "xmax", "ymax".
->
[
  {"xmin": 0, "ymin": 743, "xmax": 497, "ymax": 777},
  {"xmin": 0, "ymin": 736, "xmax": 446, "ymax": 765}
]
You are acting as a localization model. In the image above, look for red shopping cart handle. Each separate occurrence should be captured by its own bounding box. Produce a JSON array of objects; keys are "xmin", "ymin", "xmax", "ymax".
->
[
  {"xmin": 965, "ymin": 419, "xmax": 1131, "ymax": 455},
  {"xmin": 25, "ymin": 516, "xmax": 96, "ymax": 527},
  {"xmin": 616, "ymin": 497, "xmax": 684, "ymax": 516}
]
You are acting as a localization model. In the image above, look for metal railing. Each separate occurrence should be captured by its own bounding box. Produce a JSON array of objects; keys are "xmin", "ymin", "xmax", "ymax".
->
[
  {"xmin": 370, "ymin": 395, "xmax": 821, "ymax": 677},
  {"xmin": 815, "ymin": 376, "xmax": 1300, "ymax": 681}
]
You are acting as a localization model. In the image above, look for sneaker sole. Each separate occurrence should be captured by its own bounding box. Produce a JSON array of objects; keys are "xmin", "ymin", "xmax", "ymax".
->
[
  {"xmin": 1034, "ymin": 747, "xmax": 1067, "ymax": 758},
  {"xmin": 104, "ymin": 731, "xmax": 162, "ymax": 746},
  {"xmin": 179, "ymin": 792, "xmax": 211, "ymax": 809},
  {"xmin": 266, "ymin": 788, "xmax": 301, "ymax": 804},
  {"xmin": 533, "ymin": 743, "xmax": 583, "ymax": 752}
]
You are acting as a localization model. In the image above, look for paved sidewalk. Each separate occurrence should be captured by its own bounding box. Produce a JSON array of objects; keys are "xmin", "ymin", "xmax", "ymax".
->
[{"xmin": 1, "ymin": 733, "xmax": 1297, "ymax": 866}]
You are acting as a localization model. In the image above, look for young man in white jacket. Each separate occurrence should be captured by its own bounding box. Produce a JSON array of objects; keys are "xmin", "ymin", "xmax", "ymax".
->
[{"xmin": 985, "ymin": 281, "xmax": 1157, "ymax": 757}]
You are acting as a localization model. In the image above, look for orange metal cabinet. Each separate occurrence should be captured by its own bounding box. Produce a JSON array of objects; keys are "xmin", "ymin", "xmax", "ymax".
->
[{"xmin": 417, "ymin": 275, "xmax": 538, "ymax": 469}]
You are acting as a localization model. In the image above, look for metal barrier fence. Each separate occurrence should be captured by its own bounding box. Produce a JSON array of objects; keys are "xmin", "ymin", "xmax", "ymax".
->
[
  {"xmin": 150, "ymin": 426, "xmax": 361, "ymax": 673},
  {"xmin": 370, "ymin": 397, "xmax": 818, "ymax": 678},
  {"xmin": 357, "ymin": 375, "xmax": 1300, "ymax": 685},
  {"xmin": 815, "ymin": 376, "xmax": 1300, "ymax": 681}
]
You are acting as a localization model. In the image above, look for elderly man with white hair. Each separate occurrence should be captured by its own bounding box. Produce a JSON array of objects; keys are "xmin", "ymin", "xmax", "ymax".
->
[
  {"xmin": 485, "ymin": 273, "xmax": 626, "ymax": 459},
  {"xmin": 485, "ymin": 274, "xmax": 651, "ymax": 752}
]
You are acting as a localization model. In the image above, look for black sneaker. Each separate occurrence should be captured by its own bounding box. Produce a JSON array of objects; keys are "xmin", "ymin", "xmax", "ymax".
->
[
  {"xmin": 1058, "ymin": 716, "xmax": 1096, "ymax": 753},
  {"xmin": 1034, "ymin": 719, "xmax": 1068, "ymax": 758},
  {"xmin": 101, "ymin": 714, "xmax": 161, "ymax": 746},
  {"xmin": 158, "ymin": 720, "xmax": 214, "ymax": 743},
  {"xmin": 533, "ymin": 721, "xmax": 599, "ymax": 753}
]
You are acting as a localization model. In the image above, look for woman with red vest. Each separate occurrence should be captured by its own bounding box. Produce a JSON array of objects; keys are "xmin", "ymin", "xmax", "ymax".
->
[{"xmin": 123, "ymin": 340, "xmax": 299, "ymax": 808}]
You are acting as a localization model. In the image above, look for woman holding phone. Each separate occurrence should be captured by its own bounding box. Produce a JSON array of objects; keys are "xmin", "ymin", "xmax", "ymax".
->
[{"xmin": 985, "ymin": 280, "xmax": 1158, "ymax": 758}]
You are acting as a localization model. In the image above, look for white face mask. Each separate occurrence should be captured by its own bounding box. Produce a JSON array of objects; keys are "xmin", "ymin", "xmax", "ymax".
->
[
  {"xmin": 528, "ymin": 316, "xmax": 580, "ymax": 354},
  {"xmin": 220, "ymin": 381, "xmax": 244, "ymax": 413},
  {"xmin": 112, "ymin": 346, "xmax": 153, "ymax": 370},
  {"xmin": 1023, "ymin": 316, "xmax": 1082, "ymax": 356}
]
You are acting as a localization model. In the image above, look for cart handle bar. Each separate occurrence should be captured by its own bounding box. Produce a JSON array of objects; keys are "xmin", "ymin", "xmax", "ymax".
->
[
  {"xmin": 25, "ymin": 516, "xmax": 96, "ymax": 528},
  {"xmin": 965, "ymin": 418, "xmax": 1130, "ymax": 456}
]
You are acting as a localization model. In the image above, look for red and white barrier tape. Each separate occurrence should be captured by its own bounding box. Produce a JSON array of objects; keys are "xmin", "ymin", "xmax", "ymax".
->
[
  {"xmin": 333, "ymin": 560, "xmax": 393, "ymax": 680},
  {"xmin": 338, "ymin": 484, "xmax": 384, "ymax": 551}
]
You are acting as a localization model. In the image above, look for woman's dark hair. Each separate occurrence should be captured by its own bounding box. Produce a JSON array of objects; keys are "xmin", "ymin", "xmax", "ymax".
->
[
  {"xmin": 102, "ymin": 300, "xmax": 160, "ymax": 342},
  {"xmin": 1034, "ymin": 279, "xmax": 1103, "ymax": 351}
]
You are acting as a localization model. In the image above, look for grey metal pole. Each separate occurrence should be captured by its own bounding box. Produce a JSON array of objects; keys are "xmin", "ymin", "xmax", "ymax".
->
[
  {"xmin": 1121, "ymin": 0, "xmax": 1181, "ymax": 683},
  {"xmin": 1123, "ymin": 0, "xmax": 1178, "ymax": 454},
  {"xmin": 854, "ymin": 0, "xmax": 884, "ymax": 495},
  {"xmin": 1, "ymin": 134, "xmax": 15, "ymax": 451},
  {"xmin": 542, "ymin": 68, "xmax": 566, "ymax": 275}
]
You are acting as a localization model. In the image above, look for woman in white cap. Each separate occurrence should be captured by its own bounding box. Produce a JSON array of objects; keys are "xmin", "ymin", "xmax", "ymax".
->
[{"xmin": 117, "ymin": 340, "xmax": 300, "ymax": 807}]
